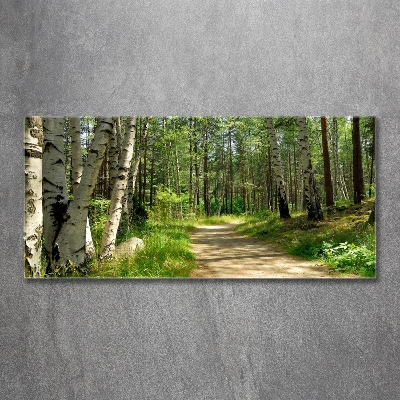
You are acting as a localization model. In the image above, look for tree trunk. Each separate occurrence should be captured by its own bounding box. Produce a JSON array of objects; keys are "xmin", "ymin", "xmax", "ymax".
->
[
  {"xmin": 149, "ymin": 135, "xmax": 155, "ymax": 208},
  {"xmin": 126, "ymin": 119, "xmax": 149, "ymax": 222},
  {"xmin": 194, "ymin": 128, "xmax": 200, "ymax": 215},
  {"xmin": 321, "ymin": 116, "xmax": 334, "ymax": 206},
  {"xmin": 369, "ymin": 117, "xmax": 376, "ymax": 198},
  {"xmin": 142, "ymin": 127, "xmax": 148, "ymax": 204},
  {"xmin": 69, "ymin": 117, "xmax": 95, "ymax": 259},
  {"xmin": 100, "ymin": 117, "xmax": 138, "ymax": 259},
  {"xmin": 55, "ymin": 117, "xmax": 114, "ymax": 269},
  {"xmin": 266, "ymin": 117, "xmax": 291, "ymax": 218},
  {"xmin": 108, "ymin": 117, "xmax": 119, "ymax": 197},
  {"xmin": 229, "ymin": 128, "xmax": 234, "ymax": 214},
  {"xmin": 293, "ymin": 143, "xmax": 298, "ymax": 211},
  {"xmin": 24, "ymin": 117, "xmax": 43, "ymax": 277},
  {"xmin": 330, "ymin": 117, "xmax": 339, "ymax": 200},
  {"xmin": 70, "ymin": 117, "xmax": 83, "ymax": 195},
  {"xmin": 352, "ymin": 117, "xmax": 365, "ymax": 204},
  {"xmin": 189, "ymin": 118, "xmax": 194, "ymax": 214},
  {"xmin": 173, "ymin": 119, "xmax": 182, "ymax": 217},
  {"xmin": 203, "ymin": 128, "xmax": 211, "ymax": 216},
  {"xmin": 42, "ymin": 117, "xmax": 70, "ymax": 273},
  {"xmin": 297, "ymin": 117, "xmax": 323, "ymax": 221}
]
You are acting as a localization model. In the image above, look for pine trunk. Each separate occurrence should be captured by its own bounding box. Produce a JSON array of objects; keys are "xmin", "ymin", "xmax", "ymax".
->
[
  {"xmin": 100, "ymin": 117, "xmax": 138, "ymax": 259},
  {"xmin": 24, "ymin": 117, "xmax": 43, "ymax": 277},
  {"xmin": 368, "ymin": 117, "xmax": 376, "ymax": 198},
  {"xmin": 203, "ymin": 129, "xmax": 211, "ymax": 216},
  {"xmin": 352, "ymin": 117, "xmax": 365, "ymax": 204},
  {"xmin": 297, "ymin": 117, "xmax": 323, "ymax": 221},
  {"xmin": 266, "ymin": 117, "xmax": 291, "ymax": 218},
  {"xmin": 321, "ymin": 117, "xmax": 334, "ymax": 206},
  {"xmin": 330, "ymin": 117, "xmax": 339, "ymax": 200}
]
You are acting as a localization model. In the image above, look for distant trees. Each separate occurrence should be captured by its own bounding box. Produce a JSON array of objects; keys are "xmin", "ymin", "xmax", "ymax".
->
[
  {"xmin": 297, "ymin": 117, "xmax": 324, "ymax": 221},
  {"xmin": 24, "ymin": 115, "xmax": 376, "ymax": 276},
  {"xmin": 321, "ymin": 116, "xmax": 334, "ymax": 207},
  {"xmin": 352, "ymin": 117, "xmax": 365, "ymax": 204}
]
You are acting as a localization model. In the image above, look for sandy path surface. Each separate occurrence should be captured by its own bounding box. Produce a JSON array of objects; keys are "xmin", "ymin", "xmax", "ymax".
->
[{"xmin": 190, "ymin": 223, "xmax": 343, "ymax": 278}]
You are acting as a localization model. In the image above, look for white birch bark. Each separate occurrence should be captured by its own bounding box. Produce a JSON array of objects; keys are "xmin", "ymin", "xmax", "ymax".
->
[
  {"xmin": 69, "ymin": 117, "xmax": 95, "ymax": 258},
  {"xmin": 55, "ymin": 117, "xmax": 114, "ymax": 268},
  {"xmin": 266, "ymin": 117, "xmax": 290, "ymax": 218},
  {"xmin": 24, "ymin": 117, "xmax": 43, "ymax": 277},
  {"xmin": 100, "ymin": 117, "xmax": 138, "ymax": 259},
  {"xmin": 108, "ymin": 117, "xmax": 119, "ymax": 195},
  {"xmin": 330, "ymin": 117, "xmax": 339, "ymax": 200},
  {"xmin": 296, "ymin": 117, "xmax": 323, "ymax": 221},
  {"xmin": 70, "ymin": 117, "xmax": 83, "ymax": 194},
  {"xmin": 42, "ymin": 117, "xmax": 70, "ymax": 272}
]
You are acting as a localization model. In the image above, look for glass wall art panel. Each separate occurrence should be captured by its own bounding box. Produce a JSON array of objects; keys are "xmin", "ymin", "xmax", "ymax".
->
[{"xmin": 24, "ymin": 116, "xmax": 376, "ymax": 278}]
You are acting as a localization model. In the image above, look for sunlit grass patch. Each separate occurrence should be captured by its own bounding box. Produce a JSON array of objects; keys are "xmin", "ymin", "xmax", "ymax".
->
[
  {"xmin": 87, "ymin": 217, "xmax": 196, "ymax": 278},
  {"xmin": 234, "ymin": 201, "xmax": 375, "ymax": 277}
]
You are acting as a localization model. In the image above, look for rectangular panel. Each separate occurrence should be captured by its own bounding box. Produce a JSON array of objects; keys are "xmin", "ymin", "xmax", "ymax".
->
[{"xmin": 24, "ymin": 116, "xmax": 376, "ymax": 278}]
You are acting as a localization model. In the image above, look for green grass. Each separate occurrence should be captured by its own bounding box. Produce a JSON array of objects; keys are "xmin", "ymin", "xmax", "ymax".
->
[
  {"xmin": 87, "ymin": 218, "xmax": 197, "ymax": 278},
  {"xmin": 195, "ymin": 214, "xmax": 246, "ymax": 225},
  {"xmin": 235, "ymin": 200, "xmax": 376, "ymax": 277}
]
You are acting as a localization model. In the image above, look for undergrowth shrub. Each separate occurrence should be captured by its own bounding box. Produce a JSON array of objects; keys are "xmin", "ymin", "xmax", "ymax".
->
[{"xmin": 320, "ymin": 241, "xmax": 375, "ymax": 277}]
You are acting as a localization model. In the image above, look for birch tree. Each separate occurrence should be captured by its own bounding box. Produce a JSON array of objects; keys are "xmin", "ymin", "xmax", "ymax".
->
[
  {"xmin": 266, "ymin": 117, "xmax": 291, "ymax": 218},
  {"xmin": 297, "ymin": 117, "xmax": 323, "ymax": 221},
  {"xmin": 321, "ymin": 116, "xmax": 334, "ymax": 207},
  {"xmin": 54, "ymin": 117, "xmax": 114, "ymax": 269},
  {"xmin": 24, "ymin": 116, "xmax": 43, "ymax": 277},
  {"xmin": 100, "ymin": 117, "xmax": 138, "ymax": 259},
  {"xmin": 108, "ymin": 117, "xmax": 119, "ymax": 195},
  {"xmin": 70, "ymin": 117, "xmax": 95, "ymax": 259},
  {"xmin": 70, "ymin": 117, "xmax": 83, "ymax": 193},
  {"xmin": 42, "ymin": 117, "xmax": 69, "ymax": 272}
]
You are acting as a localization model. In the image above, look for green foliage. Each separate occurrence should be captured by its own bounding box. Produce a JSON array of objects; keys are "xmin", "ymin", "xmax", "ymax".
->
[
  {"xmin": 130, "ymin": 195, "xmax": 148, "ymax": 226},
  {"xmin": 320, "ymin": 241, "xmax": 375, "ymax": 276},
  {"xmin": 236, "ymin": 200, "xmax": 376, "ymax": 277},
  {"xmin": 88, "ymin": 198, "xmax": 111, "ymax": 252},
  {"xmin": 151, "ymin": 187, "xmax": 189, "ymax": 220}
]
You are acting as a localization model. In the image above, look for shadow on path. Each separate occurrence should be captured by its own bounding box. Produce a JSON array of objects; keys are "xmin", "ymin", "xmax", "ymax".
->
[{"xmin": 190, "ymin": 223, "xmax": 346, "ymax": 278}]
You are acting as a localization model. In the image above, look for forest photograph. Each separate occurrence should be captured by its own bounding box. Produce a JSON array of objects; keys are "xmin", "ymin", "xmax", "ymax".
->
[{"xmin": 24, "ymin": 116, "xmax": 376, "ymax": 279}]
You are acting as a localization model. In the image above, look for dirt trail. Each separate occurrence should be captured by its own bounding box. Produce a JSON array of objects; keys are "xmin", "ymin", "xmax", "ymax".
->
[{"xmin": 190, "ymin": 223, "xmax": 344, "ymax": 278}]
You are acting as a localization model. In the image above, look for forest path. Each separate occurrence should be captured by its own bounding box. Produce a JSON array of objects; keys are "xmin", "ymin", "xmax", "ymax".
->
[{"xmin": 190, "ymin": 223, "xmax": 342, "ymax": 278}]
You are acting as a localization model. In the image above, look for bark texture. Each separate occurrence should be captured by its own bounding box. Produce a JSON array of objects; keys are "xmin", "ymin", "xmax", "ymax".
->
[
  {"xmin": 42, "ymin": 117, "xmax": 70, "ymax": 273},
  {"xmin": 100, "ymin": 117, "xmax": 138, "ymax": 259},
  {"xmin": 108, "ymin": 117, "xmax": 119, "ymax": 196},
  {"xmin": 266, "ymin": 117, "xmax": 291, "ymax": 218},
  {"xmin": 352, "ymin": 117, "xmax": 365, "ymax": 204},
  {"xmin": 24, "ymin": 117, "xmax": 43, "ymax": 277},
  {"xmin": 70, "ymin": 117, "xmax": 83, "ymax": 194},
  {"xmin": 55, "ymin": 117, "xmax": 114, "ymax": 269},
  {"xmin": 69, "ymin": 117, "xmax": 95, "ymax": 259},
  {"xmin": 321, "ymin": 117, "xmax": 334, "ymax": 206},
  {"xmin": 297, "ymin": 117, "xmax": 323, "ymax": 221}
]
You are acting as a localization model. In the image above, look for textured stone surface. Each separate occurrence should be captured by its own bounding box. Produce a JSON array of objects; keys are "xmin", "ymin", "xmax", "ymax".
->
[
  {"xmin": 1, "ymin": 1, "xmax": 399, "ymax": 399},
  {"xmin": 114, "ymin": 237, "xmax": 144, "ymax": 257}
]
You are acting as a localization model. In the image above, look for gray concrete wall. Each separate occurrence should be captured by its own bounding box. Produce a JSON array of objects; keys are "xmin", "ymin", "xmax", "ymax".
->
[{"xmin": 1, "ymin": 1, "xmax": 398, "ymax": 398}]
